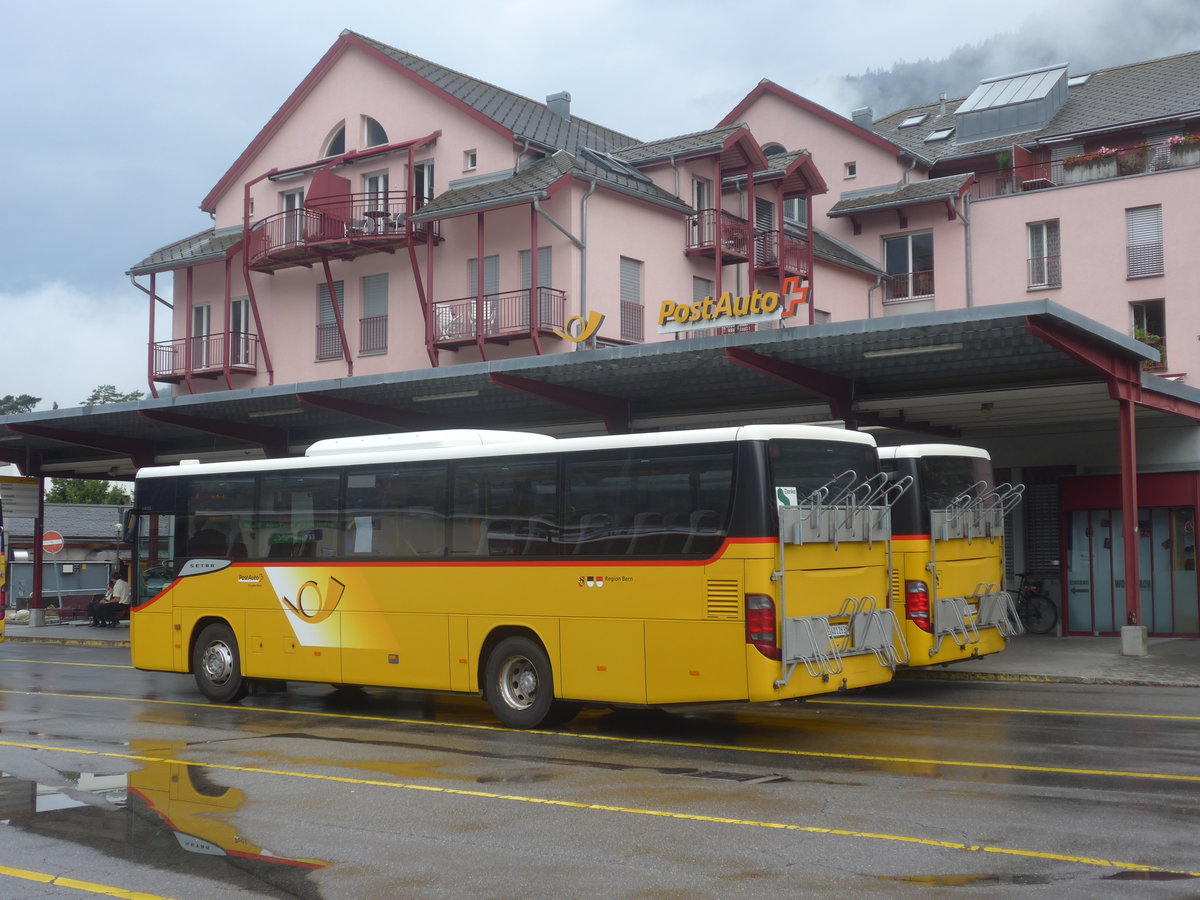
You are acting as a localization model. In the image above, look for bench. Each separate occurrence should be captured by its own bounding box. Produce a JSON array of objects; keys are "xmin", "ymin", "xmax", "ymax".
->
[{"xmin": 51, "ymin": 594, "xmax": 129, "ymax": 625}]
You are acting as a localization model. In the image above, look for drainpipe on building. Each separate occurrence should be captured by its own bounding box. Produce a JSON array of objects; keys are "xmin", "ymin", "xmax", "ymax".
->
[
  {"xmin": 955, "ymin": 195, "xmax": 974, "ymax": 307},
  {"xmin": 579, "ymin": 179, "xmax": 598, "ymax": 348},
  {"xmin": 867, "ymin": 274, "xmax": 884, "ymax": 319}
]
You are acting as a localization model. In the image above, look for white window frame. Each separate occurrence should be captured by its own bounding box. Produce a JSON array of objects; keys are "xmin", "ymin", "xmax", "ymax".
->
[{"xmin": 1027, "ymin": 220, "xmax": 1061, "ymax": 288}]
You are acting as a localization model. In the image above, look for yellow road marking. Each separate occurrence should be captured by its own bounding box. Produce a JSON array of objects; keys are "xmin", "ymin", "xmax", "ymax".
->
[
  {"xmin": 0, "ymin": 657, "xmax": 132, "ymax": 670},
  {"xmin": 3, "ymin": 688, "xmax": 1199, "ymax": 785},
  {"xmin": 0, "ymin": 862, "xmax": 178, "ymax": 899},
  {"xmin": 0, "ymin": 737, "xmax": 1195, "ymax": 879},
  {"xmin": 810, "ymin": 698, "xmax": 1200, "ymax": 722}
]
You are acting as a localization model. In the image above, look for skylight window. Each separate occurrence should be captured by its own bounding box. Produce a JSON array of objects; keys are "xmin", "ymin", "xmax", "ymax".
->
[
  {"xmin": 899, "ymin": 114, "xmax": 928, "ymax": 128},
  {"xmin": 925, "ymin": 127, "xmax": 955, "ymax": 142},
  {"xmin": 1067, "ymin": 74, "xmax": 1091, "ymax": 87}
]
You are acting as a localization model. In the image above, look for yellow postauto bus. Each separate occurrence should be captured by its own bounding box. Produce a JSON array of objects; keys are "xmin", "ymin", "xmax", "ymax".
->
[
  {"xmin": 877, "ymin": 445, "xmax": 1024, "ymax": 666},
  {"xmin": 128, "ymin": 426, "xmax": 911, "ymax": 728}
]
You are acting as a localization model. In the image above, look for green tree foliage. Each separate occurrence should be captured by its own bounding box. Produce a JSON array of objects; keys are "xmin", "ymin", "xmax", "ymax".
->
[
  {"xmin": 45, "ymin": 479, "xmax": 131, "ymax": 505},
  {"xmin": 82, "ymin": 385, "xmax": 144, "ymax": 407},
  {"xmin": 0, "ymin": 394, "xmax": 40, "ymax": 415}
]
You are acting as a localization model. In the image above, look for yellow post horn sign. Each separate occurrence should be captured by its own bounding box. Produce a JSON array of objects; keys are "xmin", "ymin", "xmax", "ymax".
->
[{"xmin": 553, "ymin": 311, "xmax": 605, "ymax": 343}]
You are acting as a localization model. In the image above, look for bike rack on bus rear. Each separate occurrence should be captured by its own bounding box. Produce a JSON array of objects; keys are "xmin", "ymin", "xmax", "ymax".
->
[
  {"xmin": 924, "ymin": 482, "xmax": 1026, "ymax": 654},
  {"xmin": 773, "ymin": 472, "xmax": 912, "ymax": 688}
]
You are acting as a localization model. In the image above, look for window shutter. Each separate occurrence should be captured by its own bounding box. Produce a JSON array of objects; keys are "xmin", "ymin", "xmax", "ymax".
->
[
  {"xmin": 1126, "ymin": 206, "xmax": 1163, "ymax": 277},
  {"xmin": 467, "ymin": 256, "xmax": 500, "ymax": 296},
  {"xmin": 692, "ymin": 277, "xmax": 713, "ymax": 302},
  {"xmin": 519, "ymin": 247, "xmax": 553, "ymax": 289},
  {"xmin": 362, "ymin": 274, "xmax": 388, "ymax": 319},
  {"xmin": 317, "ymin": 281, "xmax": 345, "ymax": 323},
  {"xmin": 620, "ymin": 257, "xmax": 642, "ymax": 305}
]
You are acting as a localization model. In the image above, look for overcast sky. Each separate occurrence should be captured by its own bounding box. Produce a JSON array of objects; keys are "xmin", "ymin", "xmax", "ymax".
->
[{"xmin": 1, "ymin": 0, "xmax": 1195, "ymax": 411}]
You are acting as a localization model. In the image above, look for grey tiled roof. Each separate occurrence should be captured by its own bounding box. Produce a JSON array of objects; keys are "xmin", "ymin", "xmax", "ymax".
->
[
  {"xmin": 810, "ymin": 228, "xmax": 885, "ymax": 277},
  {"xmin": 8, "ymin": 504, "xmax": 124, "ymax": 540},
  {"xmin": 610, "ymin": 125, "xmax": 747, "ymax": 164},
  {"xmin": 410, "ymin": 150, "xmax": 693, "ymax": 222},
  {"xmin": 875, "ymin": 50, "xmax": 1200, "ymax": 164},
  {"xmin": 827, "ymin": 174, "xmax": 973, "ymax": 217},
  {"xmin": 349, "ymin": 31, "xmax": 639, "ymax": 155},
  {"xmin": 128, "ymin": 226, "xmax": 243, "ymax": 276}
]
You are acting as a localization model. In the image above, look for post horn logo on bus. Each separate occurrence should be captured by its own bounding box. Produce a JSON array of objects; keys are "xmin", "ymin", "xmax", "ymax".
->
[
  {"xmin": 656, "ymin": 276, "xmax": 809, "ymax": 335},
  {"xmin": 278, "ymin": 575, "xmax": 346, "ymax": 625}
]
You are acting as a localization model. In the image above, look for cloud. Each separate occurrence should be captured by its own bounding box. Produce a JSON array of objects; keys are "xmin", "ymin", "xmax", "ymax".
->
[{"xmin": 0, "ymin": 282, "xmax": 153, "ymax": 411}]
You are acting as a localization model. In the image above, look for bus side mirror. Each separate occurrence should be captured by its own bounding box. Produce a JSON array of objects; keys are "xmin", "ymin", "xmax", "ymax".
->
[{"xmin": 121, "ymin": 509, "xmax": 139, "ymax": 544}]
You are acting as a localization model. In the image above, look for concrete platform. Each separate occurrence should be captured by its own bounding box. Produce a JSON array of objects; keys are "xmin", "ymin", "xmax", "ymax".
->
[{"xmin": 2, "ymin": 622, "xmax": 1197, "ymax": 687}]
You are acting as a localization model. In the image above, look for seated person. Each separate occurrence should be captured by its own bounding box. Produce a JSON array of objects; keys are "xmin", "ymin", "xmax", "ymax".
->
[
  {"xmin": 87, "ymin": 580, "xmax": 115, "ymax": 626},
  {"xmin": 92, "ymin": 572, "xmax": 131, "ymax": 626}
]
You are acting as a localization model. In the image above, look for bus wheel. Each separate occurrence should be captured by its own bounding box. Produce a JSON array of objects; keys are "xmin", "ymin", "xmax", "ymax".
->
[
  {"xmin": 484, "ymin": 636, "xmax": 578, "ymax": 729},
  {"xmin": 193, "ymin": 623, "xmax": 248, "ymax": 703}
]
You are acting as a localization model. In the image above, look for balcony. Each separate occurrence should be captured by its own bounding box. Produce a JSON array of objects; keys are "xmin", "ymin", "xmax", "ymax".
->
[
  {"xmin": 968, "ymin": 138, "xmax": 1196, "ymax": 201},
  {"xmin": 685, "ymin": 209, "xmax": 752, "ymax": 263},
  {"xmin": 883, "ymin": 270, "xmax": 934, "ymax": 304},
  {"xmin": 246, "ymin": 191, "xmax": 438, "ymax": 272},
  {"xmin": 433, "ymin": 288, "xmax": 566, "ymax": 349},
  {"xmin": 754, "ymin": 229, "xmax": 810, "ymax": 278},
  {"xmin": 152, "ymin": 333, "xmax": 258, "ymax": 382}
]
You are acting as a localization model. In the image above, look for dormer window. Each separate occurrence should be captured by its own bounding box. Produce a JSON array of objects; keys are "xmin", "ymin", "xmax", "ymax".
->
[
  {"xmin": 364, "ymin": 116, "xmax": 388, "ymax": 148},
  {"xmin": 323, "ymin": 124, "xmax": 346, "ymax": 158}
]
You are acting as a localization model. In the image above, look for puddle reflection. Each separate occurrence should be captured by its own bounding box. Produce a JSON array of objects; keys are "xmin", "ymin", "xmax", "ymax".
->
[{"xmin": 1, "ymin": 747, "xmax": 327, "ymax": 899}]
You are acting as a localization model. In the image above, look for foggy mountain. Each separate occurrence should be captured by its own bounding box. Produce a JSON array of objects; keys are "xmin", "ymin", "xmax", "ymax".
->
[{"xmin": 843, "ymin": 0, "xmax": 1200, "ymax": 118}]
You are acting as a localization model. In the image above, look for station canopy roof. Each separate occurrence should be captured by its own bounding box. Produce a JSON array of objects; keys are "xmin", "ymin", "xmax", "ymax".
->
[{"xmin": 2, "ymin": 300, "xmax": 1195, "ymax": 482}]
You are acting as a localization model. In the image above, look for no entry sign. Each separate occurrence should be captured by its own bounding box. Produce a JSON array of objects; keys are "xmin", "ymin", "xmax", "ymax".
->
[{"xmin": 42, "ymin": 531, "xmax": 65, "ymax": 554}]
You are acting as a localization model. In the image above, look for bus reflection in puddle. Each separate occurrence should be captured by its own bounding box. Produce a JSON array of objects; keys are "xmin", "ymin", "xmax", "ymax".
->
[{"xmin": 0, "ymin": 750, "xmax": 326, "ymax": 898}]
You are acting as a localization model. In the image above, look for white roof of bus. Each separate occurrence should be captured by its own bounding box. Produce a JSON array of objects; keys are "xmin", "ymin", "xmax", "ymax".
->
[
  {"xmin": 877, "ymin": 443, "xmax": 990, "ymax": 461},
  {"xmin": 135, "ymin": 424, "xmax": 876, "ymax": 480}
]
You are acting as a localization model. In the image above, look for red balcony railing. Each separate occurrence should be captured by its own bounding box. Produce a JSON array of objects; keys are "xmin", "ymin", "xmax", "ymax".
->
[
  {"xmin": 151, "ymin": 333, "xmax": 258, "ymax": 380},
  {"xmin": 1027, "ymin": 255, "xmax": 1062, "ymax": 288},
  {"xmin": 755, "ymin": 230, "xmax": 810, "ymax": 276},
  {"xmin": 686, "ymin": 209, "xmax": 752, "ymax": 259},
  {"xmin": 621, "ymin": 301, "xmax": 643, "ymax": 342},
  {"xmin": 360, "ymin": 315, "xmax": 388, "ymax": 353},
  {"xmin": 247, "ymin": 191, "xmax": 436, "ymax": 270},
  {"xmin": 316, "ymin": 322, "xmax": 343, "ymax": 360},
  {"xmin": 883, "ymin": 270, "xmax": 934, "ymax": 303},
  {"xmin": 433, "ymin": 288, "xmax": 566, "ymax": 344},
  {"xmin": 967, "ymin": 138, "xmax": 1189, "ymax": 200}
]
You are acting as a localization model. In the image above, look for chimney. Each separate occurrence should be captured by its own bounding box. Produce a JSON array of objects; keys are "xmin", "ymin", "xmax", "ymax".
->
[
  {"xmin": 851, "ymin": 107, "xmax": 873, "ymax": 132},
  {"xmin": 939, "ymin": 92, "xmax": 947, "ymax": 116},
  {"xmin": 546, "ymin": 91, "xmax": 571, "ymax": 120}
]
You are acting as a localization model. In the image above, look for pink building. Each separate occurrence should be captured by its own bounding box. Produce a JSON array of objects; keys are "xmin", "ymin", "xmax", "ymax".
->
[
  {"xmin": 130, "ymin": 30, "xmax": 860, "ymax": 397},
  {"xmin": 724, "ymin": 54, "xmax": 1200, "ymax": 377}
]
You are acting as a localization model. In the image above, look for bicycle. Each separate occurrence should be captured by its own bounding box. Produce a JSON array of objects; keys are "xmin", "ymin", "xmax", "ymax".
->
[{"xmin": 1012, "ymin": 573, "xmax": 1058, "ymax": 635}]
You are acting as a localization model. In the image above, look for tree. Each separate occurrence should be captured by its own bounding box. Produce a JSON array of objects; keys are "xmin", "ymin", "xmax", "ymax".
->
[
  {"xmin": 81, "ymin": 385, "xmax": 144, "ymax": 407},
  {"xmin": 45, "ymin": 479, "xmax": 131, "ymax": 505},
  {"xmin": 0, "ymin": 394, "xmax": 40, "ymax": 415}
]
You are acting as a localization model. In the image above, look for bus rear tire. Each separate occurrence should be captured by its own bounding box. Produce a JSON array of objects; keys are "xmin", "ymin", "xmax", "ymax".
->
[
  {"xmin": 193, "ymin": 623, "xmax": 248, "ymax": 703},
  {"xmin": 484, "ymin": 636, "xmax": 578, "ymax": 729}
]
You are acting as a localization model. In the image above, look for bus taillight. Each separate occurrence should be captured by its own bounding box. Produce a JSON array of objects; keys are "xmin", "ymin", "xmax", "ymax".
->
[
  {"xmin": 905, "ymin": 581, "xmax": 931, "ymax": 633},
  {"xmin": 745, "ymin": 594, "xmax": 780, "ymax": 660}
]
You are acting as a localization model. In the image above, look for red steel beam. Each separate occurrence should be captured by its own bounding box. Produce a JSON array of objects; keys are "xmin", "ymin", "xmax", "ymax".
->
[
  {"xmin": 138, "ymin": 410, "xmax": 289, "ymax": 458},
  {"xmin": 5, "ymin": 424, "xmax": 155, "ymax": 469},
  {"xmin": 723, "ymin": 347, "xmax": 856, "ymax": 427},
  {"xmin": 488, "ymin": 373, "xmax": 628, "ymax": 434}
]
